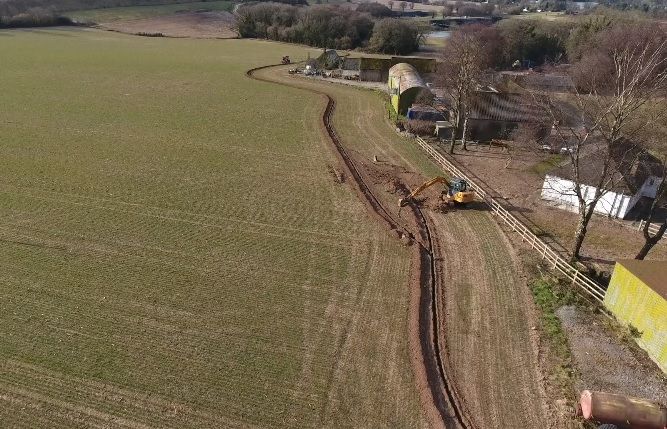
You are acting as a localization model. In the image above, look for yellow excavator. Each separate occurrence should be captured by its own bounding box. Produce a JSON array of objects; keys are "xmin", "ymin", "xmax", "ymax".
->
[{"xmin": 399, "ymin": 176, "xmax": 474, "ymax": 207}]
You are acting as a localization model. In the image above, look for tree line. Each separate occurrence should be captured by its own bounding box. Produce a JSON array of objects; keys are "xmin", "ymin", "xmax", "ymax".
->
[{"xmin": 236, "ymin": 3, "xmax": 422, "ymax": 54}]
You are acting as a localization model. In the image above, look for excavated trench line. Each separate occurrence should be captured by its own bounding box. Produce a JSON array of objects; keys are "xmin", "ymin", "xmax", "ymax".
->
[{"xmin": 247, "ymin": 64, "xmax": 476, "ymax": 429}]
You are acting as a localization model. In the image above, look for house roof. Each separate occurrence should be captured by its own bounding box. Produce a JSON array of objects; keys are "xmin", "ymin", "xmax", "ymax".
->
[
  {"xmin": 549, "ymin": 152, "xmax": 635, "ymax": 194},
  {"xmin": 617, "ymin": 259, "xmax": 667, "ymax": 301},
  {"xmin": 499, "ymin": 71, "xmax": 574, "ymax": 92},
  {"xmin": 548, "ymin": 144, "xmax": 664, "ymax": 194},
  {"xmin": 468, "ymin": 92, "xmax": 545, "ymax": 123}
]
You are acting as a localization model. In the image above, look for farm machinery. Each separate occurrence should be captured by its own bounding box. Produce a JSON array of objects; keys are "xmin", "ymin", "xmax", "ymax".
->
[{"xmin": 399, "ymin": 176, "xmax": 474, "ymax": 208}]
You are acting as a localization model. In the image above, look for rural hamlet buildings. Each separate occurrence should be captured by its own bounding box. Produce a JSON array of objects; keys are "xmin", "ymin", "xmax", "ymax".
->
[{"xmin": 541, "ymin": 150, "xmax": 665, "ymax": 220}]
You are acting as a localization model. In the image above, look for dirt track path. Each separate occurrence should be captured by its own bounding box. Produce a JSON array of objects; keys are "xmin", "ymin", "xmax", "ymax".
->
[
  {"xmin": 431, "ymin": 210, "xmax": 549, "ymax": 428},
  {"xmin": 252, "ymin": 65, "xmax": 550, "ymax": 429}
]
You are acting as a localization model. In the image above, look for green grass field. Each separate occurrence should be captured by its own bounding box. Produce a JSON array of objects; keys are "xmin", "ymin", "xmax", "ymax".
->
[
  {"xmin": 0, "ymin": 28, "xmax": 427, "ymax": 428},
  {"xmin": 66, "ymin": 1, "xmax": 234, "ymax": 23}
]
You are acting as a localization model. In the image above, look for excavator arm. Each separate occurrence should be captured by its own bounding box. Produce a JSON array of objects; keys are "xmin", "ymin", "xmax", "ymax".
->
[{"xmin": 399, "ymin": 176, "xmax": 449, "ymax": 207}]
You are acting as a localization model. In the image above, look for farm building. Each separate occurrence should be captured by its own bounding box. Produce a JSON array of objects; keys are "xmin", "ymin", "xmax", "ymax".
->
[
  {"xmin": 337, "ymin": 56, "xmax": 432, "ymax": 82},
  {"xmin": 388, "ymin": 63, "xmax": 430, "ymax": 115},
  {"xmin": 541, "ymin": 150, "xmax": 664, "ymax": 219},
  {"xmin": 604, "ymin": 260, "xmax": 667, "ymax": 374},
  {"xmin": 495, "ymin": 70, "xmax": 574, "ymax": 93},
  {"xmin": 465, "ymin": 91, "xmax": 547, "ymax": 141},
  {"xmin": 355, "ymin": 56, "xmax": 436, "ymax": 82}
]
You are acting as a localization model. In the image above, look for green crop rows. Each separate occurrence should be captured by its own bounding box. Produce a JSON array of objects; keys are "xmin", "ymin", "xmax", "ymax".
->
[{"xmin": 0, "ymin": 29, "xmax": 426, "ymax": 428}]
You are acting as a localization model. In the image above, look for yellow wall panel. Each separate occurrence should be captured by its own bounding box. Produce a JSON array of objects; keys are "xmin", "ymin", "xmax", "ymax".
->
[{"xmin": 605, "ymin": 264, "xmax": 667, "ymax": 374}]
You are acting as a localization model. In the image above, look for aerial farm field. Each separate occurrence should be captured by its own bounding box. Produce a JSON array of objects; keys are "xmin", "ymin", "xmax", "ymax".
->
[
  {"xmin": 0, "ymin": 29, "xmax": 427, "ymax": 428},
  {"xmin": 66, "ymin": 1, "xmax": 234, "ymax": 23},
  {"xmin": 254, "ymin": 66, "xmax": 550, "ymax": 429}
]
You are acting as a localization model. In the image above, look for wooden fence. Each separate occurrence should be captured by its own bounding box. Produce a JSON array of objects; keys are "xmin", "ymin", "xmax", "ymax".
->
[
  {"xmin": 414, "ymin": 137, "xmax": 607, "ymax": 303},
  {"xmin": 637, "ymin": 219, "xmax": 664, "ymax": 238}
]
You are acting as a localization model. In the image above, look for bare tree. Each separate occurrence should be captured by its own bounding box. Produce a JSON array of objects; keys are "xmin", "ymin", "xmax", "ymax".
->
[
  {"xmin": 440, "ymin": 5, "xmax": 451, "ymax": 18},
  {"xmin": 399, "ymin": 1, "xmax": 407, "ymax": 13},
  {"xmin": 636, "ymin": 159, "xmax": 667, "ymax": 259},
  {"xmin": 438, "ymin": 25, "xmax": 494, "ymax": 154},
  {"xmin": 388, "ymin": 0, "xmax": 394, "ymax": 10},
  {"xmin": 540, "ymin": 24, "xmax": 667, "ymax": 261}
]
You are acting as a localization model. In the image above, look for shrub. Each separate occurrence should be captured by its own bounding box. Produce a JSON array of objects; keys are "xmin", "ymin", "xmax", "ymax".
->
[
  {"xmin": 356, "ymin": 2, "xmax": 393, "ymax": 17},
  {"xmin": 405, "ymin": 119, "xmax": 434, "ymax": 136},
  {"xmin": 237, "ymin": 4, "xmax": 373, "ymax": 50},
  {"xmin": 368, "ymin": 18, "xmax": 422, "ymax": 55},
  {"xmin": 136, "ymin": 31, "xmax": 164, "ymax": 37},
  {"xmin": 497, "ymin": 19, "xmax": 572, "ymax": 67},
  {"xmin": 0, "ymin": 12, "xmax": 74, "ymax": 28}
]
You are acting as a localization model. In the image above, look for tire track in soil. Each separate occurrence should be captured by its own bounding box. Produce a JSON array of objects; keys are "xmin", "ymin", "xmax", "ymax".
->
[{"xmin": 247, "ymin": 64, "xmax": 475, "ymax": 429}]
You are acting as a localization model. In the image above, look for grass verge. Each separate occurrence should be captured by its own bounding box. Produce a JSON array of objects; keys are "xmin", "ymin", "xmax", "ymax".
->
[
  {"xmin": 528, "ymin": 274, "xmax": 591, "ymax": 395},
  {"xmin": 530, "ymin": 153, "xmax": 564, "ymax": 176}
]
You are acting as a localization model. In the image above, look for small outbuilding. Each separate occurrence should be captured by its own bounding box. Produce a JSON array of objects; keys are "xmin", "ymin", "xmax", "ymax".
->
[
  {"xmin": 604, "ymin": 260, "xmax": 667, "ymax": 374},
  {"xmin": 388, "ymin": 63, "xmax": 429, "ymax": 115},
  {"xmin": 541, "ymin": 149, "xmax": 664, "ymax": 220}
]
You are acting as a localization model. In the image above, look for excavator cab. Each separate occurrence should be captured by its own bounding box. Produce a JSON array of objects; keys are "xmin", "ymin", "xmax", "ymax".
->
[
  {"xmin": 447, "ymin": 178, "xmax": 467, "ymax": 195},
  {"xmin": 447, "ymin": 178, "xmax": 474, "ymax": 204}
]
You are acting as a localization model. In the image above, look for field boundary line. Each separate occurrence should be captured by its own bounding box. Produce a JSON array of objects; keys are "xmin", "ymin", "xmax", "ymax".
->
[{"xmin": 413, "ymin": 137, "xmax": 607, "ymax": 304}]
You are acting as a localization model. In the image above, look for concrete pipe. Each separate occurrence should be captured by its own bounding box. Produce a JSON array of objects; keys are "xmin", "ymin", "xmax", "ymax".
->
[{"xmin": 579, "ymin": 390, "xmax": 667, "ymax": 429}]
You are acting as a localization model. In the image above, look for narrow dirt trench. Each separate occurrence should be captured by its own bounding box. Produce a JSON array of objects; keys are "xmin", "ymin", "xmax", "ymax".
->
[{"xmin": 248, "ymin": 64, "xmax": 549, "ymax": 429}]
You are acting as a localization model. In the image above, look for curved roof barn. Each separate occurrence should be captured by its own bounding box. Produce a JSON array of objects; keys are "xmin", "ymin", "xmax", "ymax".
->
[{"xmin": 388, "ymin": 63, "xmax": 429, "ymax": 115}]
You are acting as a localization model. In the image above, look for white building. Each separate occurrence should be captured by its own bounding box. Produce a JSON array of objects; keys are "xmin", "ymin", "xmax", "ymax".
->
[
  {"xmin": 541, "ymin": 151, "xmax": 664, "ymax": 219},
  {"xmin": 541, "ymin": 174, "xmax": 663, "ymax": 219}
]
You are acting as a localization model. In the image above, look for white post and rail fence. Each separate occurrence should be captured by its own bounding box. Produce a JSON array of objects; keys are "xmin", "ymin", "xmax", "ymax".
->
[
  {"xmin": 414, "ymin": 137, "xmax": 607, "ymax": 304},
  {"xmin": 637, "ymin": 219, "xmax": 664, "ymax": 237}
]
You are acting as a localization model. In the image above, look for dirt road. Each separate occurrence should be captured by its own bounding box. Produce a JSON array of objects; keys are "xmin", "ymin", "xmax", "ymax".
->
[{"xmin": 252, "ymin": 64, "xmax": 550, "ymax": 429}]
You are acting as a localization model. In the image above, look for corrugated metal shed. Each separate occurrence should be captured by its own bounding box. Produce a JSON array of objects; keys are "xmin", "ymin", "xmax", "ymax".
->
[
  {"xmin": 388, "ymin": 63, "xmax": 428, "ymax": 115},
  {"xmin": 388, "ymin": 63, "xmax": 426, "ymax": 95},
  {"xmin": 468, "ymin": 92, "xmax": 543, "ymax": 122},
  {"xmin": 604, "ymin": 260, "xmax": 667, "ymax": 374}
]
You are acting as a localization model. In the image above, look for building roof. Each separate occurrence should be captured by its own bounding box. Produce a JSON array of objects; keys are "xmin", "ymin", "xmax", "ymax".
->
[
  {"xmin": 548, "ymin": 144, "xmax": 664, "ymax": 194},
  {"xmin": 468, "ymin": 92, "xmax": 546, "ymax": 123},
  {"xmin": 499, "ymin": 71, "xmax": 574, "ymax": 93},
  {"xmin": 341, "ymin": 57, "xmax": 360, "ymax": 71},
  {"xmin": 388, "ymin": 63, "xmax": 427, "ymax": 95},
  {"xmin": 549, "ymin": 152, "xmax": 635, "ymax": 194},
  {"xmin": 617, "ymin": 259, "xmax": 667, "ymax": 301}
]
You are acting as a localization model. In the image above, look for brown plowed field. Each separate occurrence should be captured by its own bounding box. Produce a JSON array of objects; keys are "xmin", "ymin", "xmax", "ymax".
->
[
  {"xmin": 100, "ymin": 11, "xmax": 237, "ymax": 38},
  {"xmin": 255, "ymin": 65, "xmax": 550, "ymax": 429}
]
